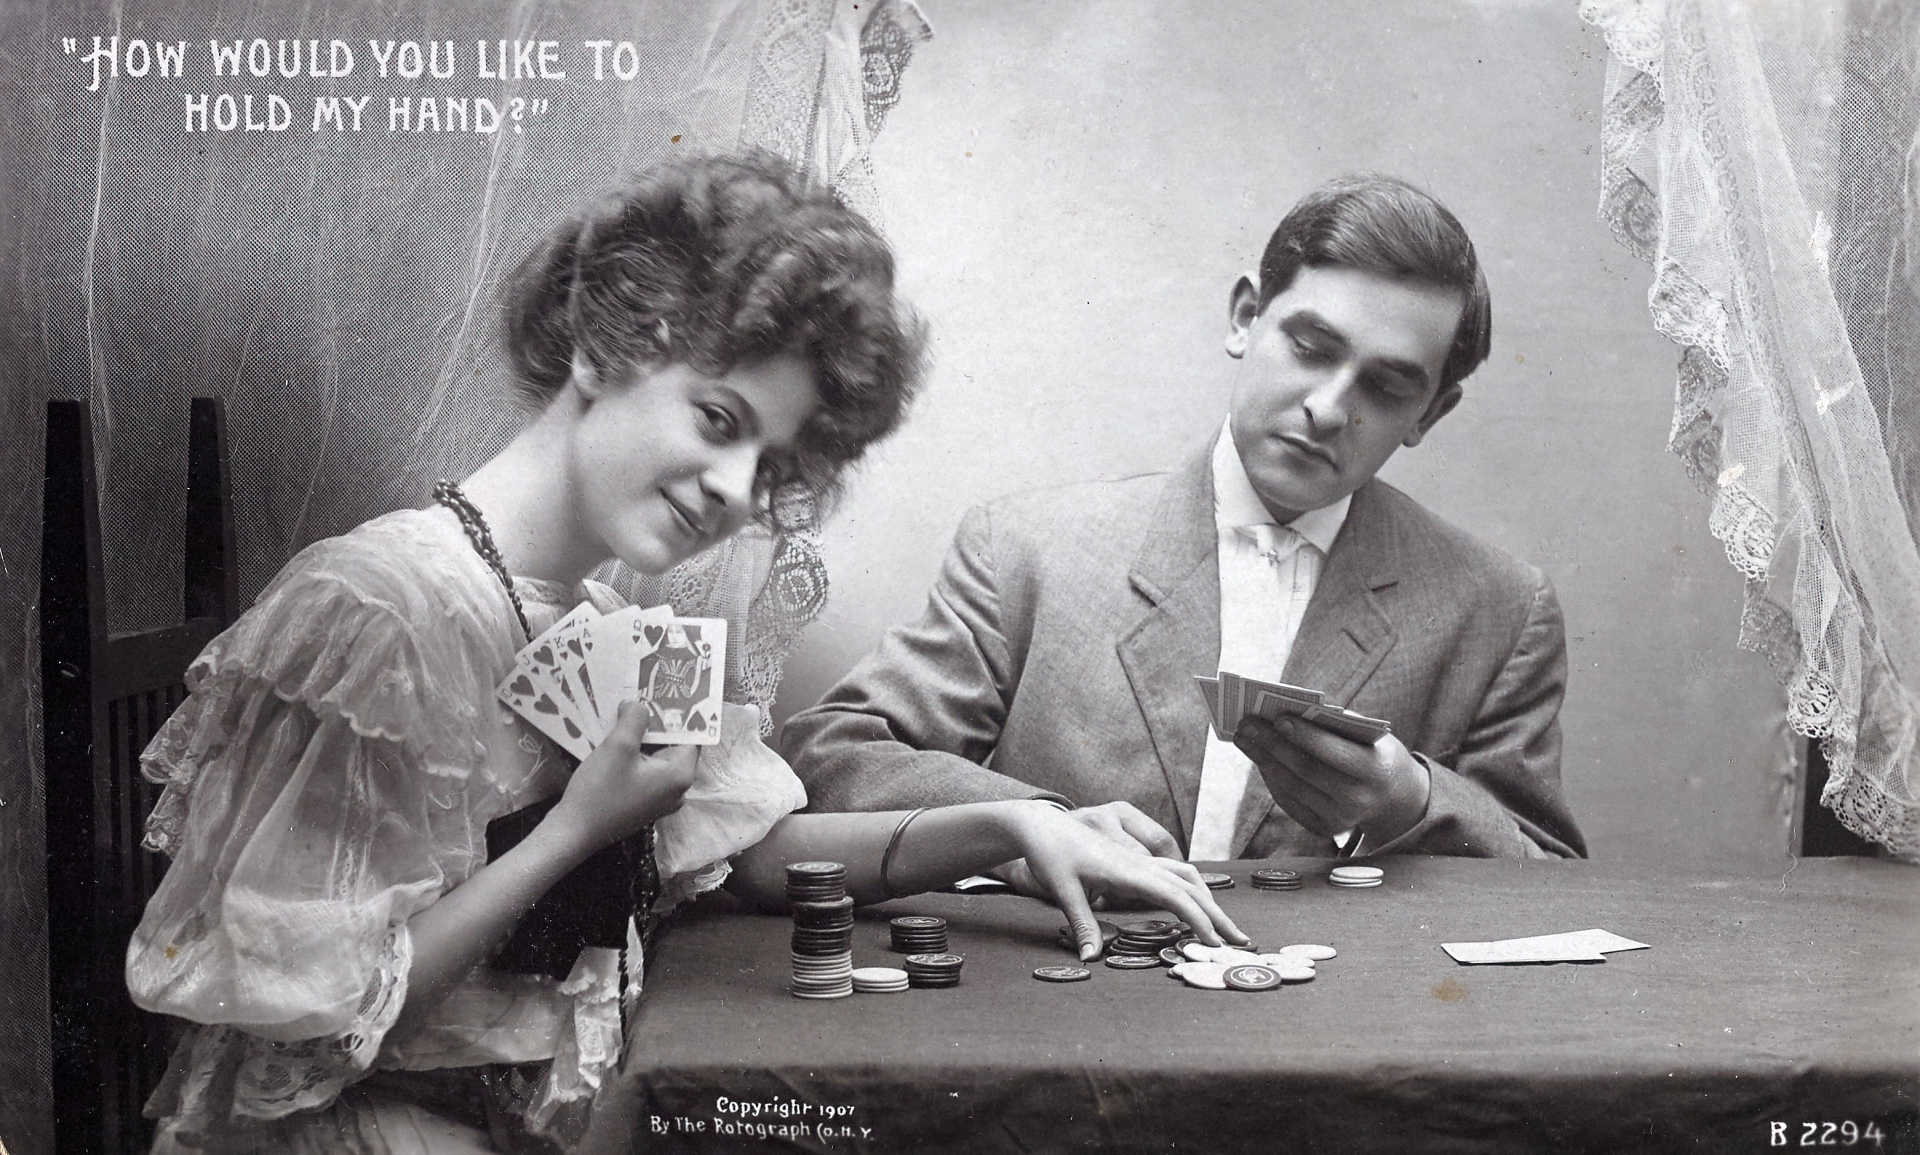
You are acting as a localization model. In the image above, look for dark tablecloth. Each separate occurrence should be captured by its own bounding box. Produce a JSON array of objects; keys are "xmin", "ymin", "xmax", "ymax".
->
[{"xmin": 598, "ymin": 857, "xmax": 1919, "ymax": 1154}]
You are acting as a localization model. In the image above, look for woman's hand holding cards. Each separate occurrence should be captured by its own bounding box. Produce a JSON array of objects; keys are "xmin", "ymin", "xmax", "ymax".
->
[
  {"xmin": 1232, "ymin": 715, "xmax": 1431, "ymax": 845},
  {"xmin": 549, "ymin": 700, "xmax": 699, "ymax": 857}
]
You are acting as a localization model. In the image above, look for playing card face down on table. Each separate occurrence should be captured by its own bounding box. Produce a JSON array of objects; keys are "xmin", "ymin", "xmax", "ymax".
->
[
  {"xmin": 1197, "ymin": 670, "xmax": 1392, "ymax": 745},
  {"xmin": 495, "ymin": 602, "xmax": 727, "ymax": 754},
  {"xmin": 1441, "ymin": 929, "xmax": 1652, "ymax": 965}
]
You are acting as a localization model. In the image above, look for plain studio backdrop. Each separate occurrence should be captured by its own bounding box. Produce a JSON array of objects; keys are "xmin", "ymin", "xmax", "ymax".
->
[
  {"xmin": 771, "ymin": 0, "xmax": 1790, "ymax": 868},
  {"xmin": 0, "ymin": 0, "xmax": 1814, "ymax": 1146}
]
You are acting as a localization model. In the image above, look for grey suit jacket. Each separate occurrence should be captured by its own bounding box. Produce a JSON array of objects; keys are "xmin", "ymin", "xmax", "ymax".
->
[{"xmin": 784, "ymin": 443, "xmax": 1587, "ymax": 858}]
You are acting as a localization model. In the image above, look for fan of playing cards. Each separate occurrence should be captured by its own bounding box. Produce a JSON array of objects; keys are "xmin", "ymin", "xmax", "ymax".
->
[
  {"xmin": 1195, "ymin": 671, "xmax": 1392, "ymax": 745},
  {"xmin": 497, "ymin": 602, "xmax": 728, "ymax": 760}
]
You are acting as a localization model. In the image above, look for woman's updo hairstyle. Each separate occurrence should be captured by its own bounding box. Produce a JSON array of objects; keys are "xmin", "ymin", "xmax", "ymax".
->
[{"xmin": 504, "ymin": 151, "xmax": 925, "ymax": 527}]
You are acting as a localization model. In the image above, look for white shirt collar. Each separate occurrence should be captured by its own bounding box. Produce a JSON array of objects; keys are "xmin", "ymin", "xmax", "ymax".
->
[{"xmin": 1211, "ymin": 419, "xmax": 1350, "ymax": 555}]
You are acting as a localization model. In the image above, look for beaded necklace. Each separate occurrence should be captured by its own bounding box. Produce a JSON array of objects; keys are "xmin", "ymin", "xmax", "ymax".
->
[
  {"xmin": 431, "ymin": 478, "xmax": 661, "ymax": 1023},
  {"xmin": 432, "ymin": 479, "xmax": 534, "ymax": 642}
]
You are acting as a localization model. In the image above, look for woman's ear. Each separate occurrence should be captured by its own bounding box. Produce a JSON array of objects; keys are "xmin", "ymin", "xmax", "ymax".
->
[
  {"xmin": 568, "ymin": 351, "xmax": 608, "ymax": 402},
  {"xmin": 1225, "ymin": 274, "xmax": 1261, "ymax": 359}
]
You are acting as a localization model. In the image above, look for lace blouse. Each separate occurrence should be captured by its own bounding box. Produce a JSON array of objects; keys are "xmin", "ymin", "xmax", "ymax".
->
[{"xmin": 128, "ymin": 506, "xmax": 806, "ymax": 1152}]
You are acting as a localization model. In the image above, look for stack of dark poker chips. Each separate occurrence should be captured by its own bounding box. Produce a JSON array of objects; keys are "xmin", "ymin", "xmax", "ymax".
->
[
  {"xmin": 1110, "ymin": 919, "xmax": 1186, "ymax": 960},
  {"xmin": 1251, "ymin": 867, "xmax": 1303, "ymax": 892},
  {"xmin": 889, "ymin": 915, "xmax": 949, "ymax": 954},
  {"xmin": 901, "ymin": 953, "xmax": 965, "ymax": 988},
  {"xmin": 787, "ymin": 862, "xmax": 854, "ymax": 999}
]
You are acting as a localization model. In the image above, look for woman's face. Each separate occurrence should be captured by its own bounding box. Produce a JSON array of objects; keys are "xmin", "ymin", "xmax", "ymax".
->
[{"xmin": 569, "ymin": 353, "xmax": 819, "ymax": 574}]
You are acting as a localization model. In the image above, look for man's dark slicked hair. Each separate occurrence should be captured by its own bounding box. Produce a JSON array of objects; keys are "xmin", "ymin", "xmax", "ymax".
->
[{"xmin": 1256, "ymin": 174, "xmax": 1492, "ymax": 393}]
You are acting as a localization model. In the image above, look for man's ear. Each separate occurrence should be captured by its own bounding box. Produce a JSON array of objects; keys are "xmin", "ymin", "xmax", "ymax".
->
[
  {"xmin": 1224, "ymin": 274, "xmax": 1261, "ymax": 359},
  {"xmin": 1404, "ymin": 383, "xmax": 1463, "ymax": 447}
]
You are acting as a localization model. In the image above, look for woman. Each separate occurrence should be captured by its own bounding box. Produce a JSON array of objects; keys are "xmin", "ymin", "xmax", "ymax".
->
[{"xmin": 128, "ymin": 153, "xmax": 1241, "ymax": 1154}]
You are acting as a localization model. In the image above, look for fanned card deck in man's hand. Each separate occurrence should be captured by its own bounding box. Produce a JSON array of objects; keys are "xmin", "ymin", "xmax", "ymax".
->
[
  {"xmin": 1195, "ymin": 671, "xmax": 1392, "ymax": 745},
  {"xmin": 496, "ymin": 602, "xmax": 727, "ymax": 759}
]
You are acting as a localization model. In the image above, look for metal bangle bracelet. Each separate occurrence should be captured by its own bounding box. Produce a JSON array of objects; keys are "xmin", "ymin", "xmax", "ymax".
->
[{"xmin": 879, "ymin": 807, "xmax": 931, "ymax": 899}]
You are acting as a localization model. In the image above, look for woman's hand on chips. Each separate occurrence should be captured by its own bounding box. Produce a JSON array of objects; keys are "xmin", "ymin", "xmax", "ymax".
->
[{"xmin": 1003, "ymin": 804, "xmax": 1248, "ymax": 962}]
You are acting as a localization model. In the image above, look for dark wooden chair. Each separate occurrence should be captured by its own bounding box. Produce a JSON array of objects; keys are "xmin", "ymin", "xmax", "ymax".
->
[{"xmin": 42, "ymin": 398, "xmax": 237, "ymax": 1155}]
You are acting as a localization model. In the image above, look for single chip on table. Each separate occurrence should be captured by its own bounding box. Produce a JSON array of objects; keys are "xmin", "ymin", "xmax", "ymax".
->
[
  {"xmin": 1223, "ymin": 964, "xmax": 1283, "ymax": 991},
  {"xmin": 1328, "ymin": 865, "xmax": 1384, "ymax": 882},
  {"xmin": 1033, "ymin": 965, "xmax": 1092, "ymax": 983},
  {"xmin": 1171, "ymin": 961, "xmax": 1229, "ymax": 990},
  {"xmin": 1281, "ymin": 944, "xmax": 1338, "ymax": 961}
]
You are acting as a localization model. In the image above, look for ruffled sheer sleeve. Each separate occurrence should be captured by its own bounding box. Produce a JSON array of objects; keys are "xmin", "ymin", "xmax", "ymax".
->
[{"xmin": 129, "ymin": 510, "xmax": 527, "ymax": 1123}]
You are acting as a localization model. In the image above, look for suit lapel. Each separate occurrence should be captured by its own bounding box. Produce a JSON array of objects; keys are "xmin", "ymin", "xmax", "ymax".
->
[
  {"xmin": 1227, "ymin": 481, "xmax": 1403, "ymax": 856},
  {"xmin": 1115, "ymin": 446, "xmax": 1219, "ymax": 853}
]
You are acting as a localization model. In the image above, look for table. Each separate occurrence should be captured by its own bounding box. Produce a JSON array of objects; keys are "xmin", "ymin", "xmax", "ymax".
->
[{"xmin": 594, "ymin": 857, "xmax": 1919, "ymax": 1154}]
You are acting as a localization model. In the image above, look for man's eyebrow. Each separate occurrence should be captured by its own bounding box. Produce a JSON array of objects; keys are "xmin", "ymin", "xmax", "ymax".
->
[{"xmin": 1281, "ymin": 308, "xmax": 1430, "ymax": 388}]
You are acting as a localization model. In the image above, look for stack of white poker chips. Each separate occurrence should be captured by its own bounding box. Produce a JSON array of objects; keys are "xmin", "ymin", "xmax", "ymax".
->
[
  {"xmin": 1328, "ymin": 864, "xmax": 1385, "ymax": 889},
  {"xmin": 787, "ymin": 862, "xmax": 854, "ymax": 1000},
  {"xmin": 850, "ymin": 966, "xmax": 910, "ymax": 994}
]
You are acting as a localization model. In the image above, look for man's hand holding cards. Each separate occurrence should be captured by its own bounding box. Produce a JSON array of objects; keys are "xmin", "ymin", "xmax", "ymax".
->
[
  {"xmin": 497, "ymin": 602, "xmax": 728, "ymax": 760},
  {"xmin": 1196, "ymin": 671, "xmax": 1431, "ymax": 843}
]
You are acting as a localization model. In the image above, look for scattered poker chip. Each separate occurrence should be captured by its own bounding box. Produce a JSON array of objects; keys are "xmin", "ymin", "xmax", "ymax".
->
[
  {"xmin": 904, "ymin": 952, "xmax": 965, "ymax": 968},
  {"xmin": 1057, "ymin": 920, "xmax": 1121, "ymax": 955},
  {"xmin": 1281, "ymin": 944, "xmax": 1338, "ymax": 961},
  {"xmin": 903, "ymin": 952, "xmax": 965, "ymax": 988},
  {"xmin": 1199, "ymin": 873, "xmax": 1235, "ymax": 890},
  {"xmin": 1171, "ymin": 961, "xmax": 1229, "ymax": 990},
  {"xmin": 1112, "ymin": 919, "xmax": 1185, "ymax": 956},
  {"xmin": 1104, "ymin": 953, "xmax": 1163, "ymax": 970},
  {"xmin": 1158, "ymin": 947, "xmax": 1185, "ymax": 966},
  {"xmin": 1033, "ymin": 965, "xmax": 1093, "ymax": 983},
  {"xmin": 851, "ymin": 967, "xmax": 910, "ymax": 993},
  {"xmin": 1328, "ymin": 865, "xmax": 1384, "ymax": 881},
  {"xmin": 1328, "ymin": 865, "xmax": 1384, "ymax": 889},
  {"xmin": 1209, "ymin": 947, "xmax": 1266, "ymax": 966},
  {"xmin": 1255, "ymin": 953, "xmax": 1313, "ymax": 970},
  {"xmin": 1251, "ymin": 868, "xmax": 1303, "ymax": 891},
  {"xmin": 1223, "ymin": 964, "xmax": 1283, "ymax": 991},
  {"xmin": 889, "ymin": 915, "xmax": 950, "ymax": 954}
]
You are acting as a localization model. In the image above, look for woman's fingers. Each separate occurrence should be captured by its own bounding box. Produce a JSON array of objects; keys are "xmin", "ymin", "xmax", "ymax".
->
[
  {"xmin": 1038, "ymin": 867, "xmax": 1106, "ymax": 962},
  {"xmin": 1131, "ymin": 863, "xmax": 1247, "ymax": 947}
]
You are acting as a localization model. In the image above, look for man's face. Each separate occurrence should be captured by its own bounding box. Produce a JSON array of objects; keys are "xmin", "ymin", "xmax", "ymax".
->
[{"xmin": 1226, "ymin": 263, "xmax": 1465, "ymax": 521}]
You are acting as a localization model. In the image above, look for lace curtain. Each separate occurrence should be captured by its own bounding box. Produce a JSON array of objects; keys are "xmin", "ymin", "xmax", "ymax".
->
[{"xmin": 1583, "ymin": 0, "xmax": 1920, "ymax": 858}]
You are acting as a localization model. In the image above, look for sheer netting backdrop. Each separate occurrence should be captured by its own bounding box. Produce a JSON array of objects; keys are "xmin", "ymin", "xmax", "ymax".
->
[
  {"xmin": 60, "ymin": 0, "xmax": 927, "ymax": 722},
  {"xmin": 0, "ymin": 5, "xmax": 927, "ymax": 1139},
  {"xmin": 1583, "ymin": 0, "xmax": 1920, "ymax": 857}
]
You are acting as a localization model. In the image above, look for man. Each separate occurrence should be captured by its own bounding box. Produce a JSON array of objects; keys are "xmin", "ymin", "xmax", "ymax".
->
[{"xmin": 784, "ymin": 175, "xmax": 1586, "ymax": 860}]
